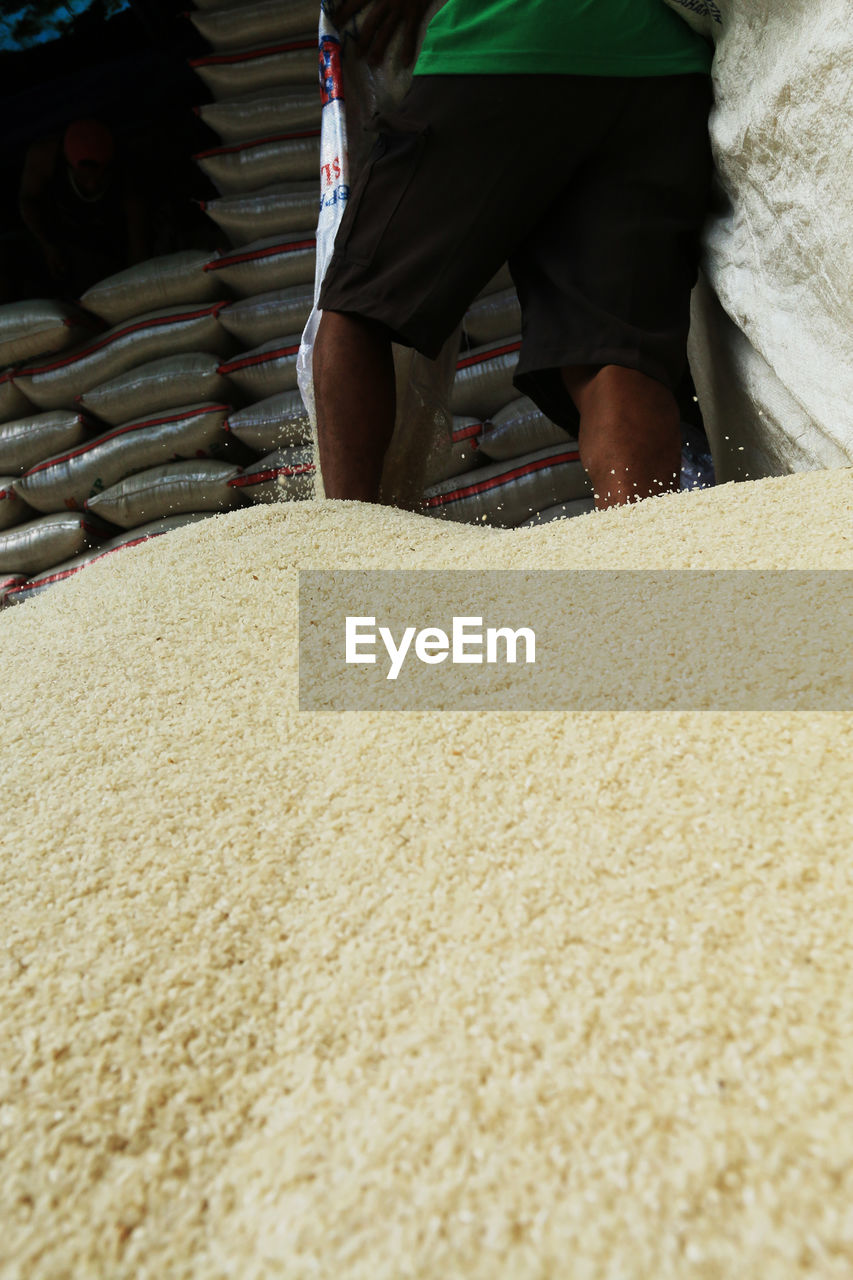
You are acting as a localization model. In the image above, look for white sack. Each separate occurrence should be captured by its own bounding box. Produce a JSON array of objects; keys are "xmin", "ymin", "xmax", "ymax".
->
[
  {"xmin": 0, "ymin": 373, "xmax": 33, "ymax": 425},
  {"xmin": 422, "ymin": 443, "xmax": 591, "ymax": 528},
  {"xmin": 687, "ymin": 273, "xmax": 853, "ymax": 480},
  {"xmin": 84, "ymin": 459, "xmax": 244, "ymax": 528},
  {"xmin": 0, "ymin": 410, "xmax": 90, "ymax": 475},
  {"xmin": 0, "ymin": 479, "xmax": 31, "ymax": 531},
  {"xmin": 202, "ymin": 182, "xmax": 319, "ymax": 247},
  {"xmin": 682, "ymin": 0, "xmax": 853, "ymax": 475},
  {"xmin": 0, "ymin": 511, "xmax": 109, "ymax": 575},
  {"xmin": 190, "ymin": 1, "xmax": 317, "ymax": 52},
  {"xmin": 196, "ymin": 88, "xmax": 321, "ymax": 144},
  {"xmin": 451, "ymin": 339, "xmax": 523, "ymax": 420},
  {"xmin": 226, "ymin": 389, "xmax": 310, "ymax": 452},
  {"xmin": 14, "ymin": 404, "xmax": 231, "ymax": 514},
  {"xmin": 0, "ymin": 572, "xmax": 26, "ymax": 606},
  {"xmin": 80, "ymin": 251, "xmax": 225, "ymax": 326},
  {"xmin": 12, "ymin": 303, "xmax": 232, "ymax": 412},
  {"xmin": 77, "ymin": 352, "xmax": 233, "ymax": 427},
  {"xmin": 461, "ymin": 288, "xmax": 522, "ymax": 350},
  {"xmin": 0, "ymin": 300, "xmax": 98, "ymax": 367},
  {"xmin": 519, "ymin": 498, "xmax": 596, "ymax": 527},
  {"xmin": 228, "ymin": 446, "xmax": 315, "ymax": 503},
  {"xmin": 195, "ymin": 133, "xmax": 320, "ymax": 195},
  {"xmin": 219, "ymin": 285, "xmax": 314, "ymax": 348},
  {"xmin": 421, "ymin": 416, "xmax": 483, "ymax": 488},
  {"xmin": 219, "ymin": 336, "xmax": 300, "ymax": 401},
  {"xmin": 205, "ymin": 235, "xmax": 316, "ymax": 298},
  {"xmin": 190, "ymin": 39, "xmax": 318, "ymax": 100},
  {"xmin": 5, "ymin": 513, "xmax": 211, "ymax": 606},
  {"xmin": 478, "ymin": 395, "xmax": 575, "ymax": 463}
]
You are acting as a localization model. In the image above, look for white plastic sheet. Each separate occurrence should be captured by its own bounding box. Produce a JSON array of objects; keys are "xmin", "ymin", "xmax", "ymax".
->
[{"xmin": 667, "ymin": 0, "xmax": 853, "ymax": 477}]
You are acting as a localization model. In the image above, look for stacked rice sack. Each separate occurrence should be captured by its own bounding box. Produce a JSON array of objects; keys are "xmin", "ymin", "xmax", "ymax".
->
[
  {"xmin": 189, "ymin": 0, "xmax": 320, "ymax": 515},
  {"xmin": 0, "ymin": 301, "xmax": 104, "ymax": 605},
  {"xmin": 0, "ymin": 3, "xmax": 325, "ymax": 610},
  {"xmin": 421, "ymin": 284, "xmax": 594, "ymax": 528},
  {"xmin": 0, "ymin": 254, "xmax": 254, "ymax": 608}
]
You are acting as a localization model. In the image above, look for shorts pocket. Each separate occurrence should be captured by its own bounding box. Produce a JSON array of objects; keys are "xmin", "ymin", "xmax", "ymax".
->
[{"xmin": 336, "ymin": 120, "xmax": 430, "ymax": 269}]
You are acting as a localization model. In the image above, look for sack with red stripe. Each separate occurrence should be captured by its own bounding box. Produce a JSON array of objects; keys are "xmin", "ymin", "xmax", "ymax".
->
[
  {"xmin": 478, "ymin": 395, "xmax": 576, "ymax": 463},
  {"xmin": 422, "ymin": 444, "xmax": 591, "ymax": 528},
  {"xmin": 0, "ymin": 510, "xmax": 112, "ymax": 575},
  {"xmin": 12, "ymin": 303, "xmax": 232, "ymax": 412},
  {"xmin": 422, "ymin": 415, "xmax": 483, "ymax": 488},
  {"xmin": 196, "ymin": 88, "xmax": 321, "ymax": 146},
  {"xmin": 0, "ymin": 299, "xmax": 100, "ymax": 367},
  {"xmin": 5, "ymin": 514, "xmax": 211, "ymax": 606},
  {"xmin": 205, "ymin": 235, "xmax": 316, "ymax": 299},
  {"xmin": 202, "ymin": 181, "xmax": 319, "ymax": 248},
  {"xmin": 219, "ymin": 285, "xmax": 314, "ymax": 349},
  {"xmin": 519, "ymin": 498, "xmax": 595, "ymax": 527},
  {"xmin": 228, "ymin": 445, "xmax": 315, "ymax": 504},
  {"xmin": 0, "ymin": 479, "xmax": 32, "ymax": 531},
  {"xmin": 0, "ymin": 373, "xmax": 34, "ymax": 425},
  {"xmin": 0, "ymin": 572, "xmax": 26, "ymax": 606},
  {"xmin": 84, "ymin": 458, "xmax": 245, "ymax": 529},
  {"xmin": 189, "ymin": 0, "xmax": 317, "ymax": 52},
  {"xmin": 194, "ymin": 131, "xmax": 320, "ymax": 195},
  {"xmin": 14, "ymin": 403, "xmax": 231, "ymax": 514},
  {"xmin": 77, "ymin": 353, "xmax": 234, "ymax": 428},
  {"xmin": 80, "ymin": 250, "xmax": 225, "ymax": 327},
  {"xmin": 219, "ymin": 336, "xmax": 300, "ymax": 401},
  {"xmin": 226, "ymin": 390, "xmax": 310, "ymax": 453},
  {"xmin": 190, "ymin": 38, "xmax": 318, "ymax": 101},
  {"xmin": 0, "ymin": 409, "xmax": 90, "ymax": 475},
  {"xmin": 451, "ymin": 338, "xmax": 523, "ymax": 420},
  {"xmin": 460, "ymin": 288, "xmax": 522, "ymax": 351}
]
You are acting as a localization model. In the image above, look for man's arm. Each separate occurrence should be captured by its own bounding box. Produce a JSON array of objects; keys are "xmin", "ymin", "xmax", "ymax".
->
[
  {"xmin": 661, "ymin": 0, "xmax": 717, "ymax": 39},
  {"xmin": 331, "ymin": 0, "xmax": 435, "ymax": 66},
  {"xmin": 19, "ymin": 137, "xmax": 65, "ymax": 278}
]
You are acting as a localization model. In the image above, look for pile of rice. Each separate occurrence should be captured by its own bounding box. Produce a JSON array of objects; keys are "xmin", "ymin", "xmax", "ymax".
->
[{"xmin": 3, "ymin": 468, "xmax": 853, "ymax": 1279}]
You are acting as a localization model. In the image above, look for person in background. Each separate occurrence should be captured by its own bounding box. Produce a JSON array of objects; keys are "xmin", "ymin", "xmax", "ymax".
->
[
  {"xmin": 19, "ymin": 118, "xmax": 148, "ymax": 298},
  {"xmin": 313, "ymin": 0, "xmax": 714, "ymax": 509}
]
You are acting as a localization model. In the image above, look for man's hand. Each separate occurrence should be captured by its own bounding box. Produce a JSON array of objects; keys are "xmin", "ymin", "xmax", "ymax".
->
[{"xmin": 331, "ymin": 0, "xmax": 434, "ymax": 67}]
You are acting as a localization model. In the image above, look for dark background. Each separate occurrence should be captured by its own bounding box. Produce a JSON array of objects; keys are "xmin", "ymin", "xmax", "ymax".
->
[{"xmin": 0, "ymin": 0, "xmax": 223, "ymax": 301}]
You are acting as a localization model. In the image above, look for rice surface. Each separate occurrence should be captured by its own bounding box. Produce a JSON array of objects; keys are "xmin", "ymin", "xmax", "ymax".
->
[{"xmin": 3, "ymin": 469, "xmax": 853, "ymax": 1280}]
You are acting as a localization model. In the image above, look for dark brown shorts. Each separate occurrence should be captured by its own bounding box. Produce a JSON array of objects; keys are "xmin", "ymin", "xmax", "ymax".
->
[{"xmin": 319, "ymin": 72, "xmax": 713, "ymax": 431}]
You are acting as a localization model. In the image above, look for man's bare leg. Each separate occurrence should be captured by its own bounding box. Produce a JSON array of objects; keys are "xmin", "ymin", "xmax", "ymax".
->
[
  {"xmin": 313, "ymin": 309, "xmax": 396, "ymax": 501},
  {"xmin": 562, "ymin": 364, "xmax": 681, "ymax": 509}
]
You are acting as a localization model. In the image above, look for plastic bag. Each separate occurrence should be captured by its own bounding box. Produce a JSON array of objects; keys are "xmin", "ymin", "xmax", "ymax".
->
[{"xmin": 296, "ymin": 1, "xmax": 458, "ymax": 509}]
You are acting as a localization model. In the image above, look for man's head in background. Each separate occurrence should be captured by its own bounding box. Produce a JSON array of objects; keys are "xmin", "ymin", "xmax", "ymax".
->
[{"xmin": 62, "ymin": 119, "xmax": 115, "ymax": 197}]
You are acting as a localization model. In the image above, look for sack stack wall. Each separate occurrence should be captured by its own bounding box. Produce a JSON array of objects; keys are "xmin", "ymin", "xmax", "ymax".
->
[
  {"xmin": 0, "ymin": 3, "xmax": 325, "ymax": 607},
  {"xmin": 188, "ymin": 0, "xmax": 321, "ymax": 534},
  {"xmin": 0, "ymin": 253, "xmax": 258, "ymax": 607}
]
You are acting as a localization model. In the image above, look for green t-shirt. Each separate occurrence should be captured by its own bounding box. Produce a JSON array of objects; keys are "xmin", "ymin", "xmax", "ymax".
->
[{"xmin": 415, "ymin": 0, "xmax": 712, "ymax": 77}]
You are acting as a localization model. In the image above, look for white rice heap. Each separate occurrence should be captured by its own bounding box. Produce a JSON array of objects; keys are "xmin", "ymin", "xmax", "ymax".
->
[{"xmin": 3, "ymin": 469, "xmax": 853, "ymax": 1280}]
